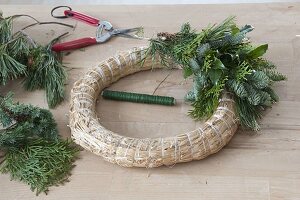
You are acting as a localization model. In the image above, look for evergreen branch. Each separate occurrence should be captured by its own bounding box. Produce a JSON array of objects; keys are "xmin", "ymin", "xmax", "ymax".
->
[
  {"xmin": 0, "ymin": 94, "xmax": 79, "ymax": 195},
  {"xmin": 264, "ymin": 69, "xmax": 287, "ymax": 82},
  {"xmin": 0, "ymin": 139, "xmax": 78, "ymax": 195},
  {"xmin": 24, "ymin": 45, "xmax": 67, "ymax": 108},
  {"xmin": 0, "ymin": 12, "xmax": 69, "ymax": 108},
  {"xmin": 246, "ymin": 70, "xmax": 269, "ymax": 89},
  {"xmin": 264, "ymin": 86, "xmax": 279, "ymax": 102},
  {"xmin": 0, "ymin": 16, "xmax": 13, "ymax": 44},
  {"xmin": 0, "ymin": 45, "xmax": 28, "ymax": 85},
  {"xmin": 235, "ymin": 96, "xmax": 262, "ymax": 131},
  {"xmin": 0, "ymin": 93, "xmax": 59, "ymax": 149},
  {"xmin": 226, "ymin": 79, "xmax": 247, "ymax": 98},
  {"xmin": 189, "ymin": 79, "xmax": 225, "ymax": 119}
]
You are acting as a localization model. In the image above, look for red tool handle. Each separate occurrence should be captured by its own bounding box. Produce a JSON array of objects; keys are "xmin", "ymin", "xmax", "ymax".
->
[
  {"xmin": 51, "ymin": 37, "xmax": 98, "ymax": 52},
  {"xmin": 64, "ymin": 10, "xmax": 100, "ymax": 26}
]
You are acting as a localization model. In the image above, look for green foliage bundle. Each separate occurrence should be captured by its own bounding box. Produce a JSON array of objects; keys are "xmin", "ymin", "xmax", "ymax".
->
[
  {"xmin": 0, "ymin": 13, "xmax": 67, "ymax": 108},
  {"xmin": 146, "ymin": 16, "xmax": 286, "ymax": 130},
  {"xmin": 0, "ymin": 93, "xmax": 78, "ymax": 195}
]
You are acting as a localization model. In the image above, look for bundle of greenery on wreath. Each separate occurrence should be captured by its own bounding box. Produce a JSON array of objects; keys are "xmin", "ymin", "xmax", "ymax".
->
[{"xmin": 147, "ymin": 16, "xmax": 286, "ymax": 131}]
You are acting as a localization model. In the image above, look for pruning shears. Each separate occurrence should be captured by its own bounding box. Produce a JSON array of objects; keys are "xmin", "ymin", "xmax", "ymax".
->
[{"xmin": 51, "ymin": 6, "xmax": 143, "ymax": 52}]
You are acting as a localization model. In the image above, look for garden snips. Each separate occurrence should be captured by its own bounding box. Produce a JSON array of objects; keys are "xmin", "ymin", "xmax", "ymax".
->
[{"xmin": 51, "ymin": 6, "xmax": 144, "ymax": 52}]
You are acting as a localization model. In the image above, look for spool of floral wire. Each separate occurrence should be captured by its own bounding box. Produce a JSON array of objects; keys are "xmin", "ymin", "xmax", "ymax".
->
[{"xmin": 102, "ymin": 90, "xmax": 176, "ymax": 106}]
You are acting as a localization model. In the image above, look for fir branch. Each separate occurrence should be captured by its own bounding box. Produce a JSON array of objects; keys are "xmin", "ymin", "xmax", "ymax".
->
[
  {"xmin": 226, "ymin": 79, "xmax": 247, "ymax": 98},
  {"xmin": 235, "ymin": 96, "xmax": 262, "ymax": 131},
  {"xmin": 264, "ymin": 69, "xmax": 287, "ymax": 82},
  {"xmin": 246, "ymin": 70, "xmax": 269, "ymax": 89},
  {"xmin": 264, "ymin": 86, "xmax": 279, "ymax": 102}
]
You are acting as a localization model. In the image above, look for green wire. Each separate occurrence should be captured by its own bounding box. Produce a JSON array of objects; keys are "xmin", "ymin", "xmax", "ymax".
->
[{"xmin": 102, "ymin": 90, "xmax": 176, "ymax": 106}]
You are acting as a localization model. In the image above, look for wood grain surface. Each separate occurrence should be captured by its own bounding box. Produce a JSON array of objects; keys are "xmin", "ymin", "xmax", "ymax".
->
[{"xmin": 0, "ymin": 3, "xmax": 299, "ymax": 200}]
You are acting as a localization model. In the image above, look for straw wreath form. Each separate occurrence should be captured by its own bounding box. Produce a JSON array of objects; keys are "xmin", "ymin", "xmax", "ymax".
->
[{"xmin": 69, "ymin": 47, "xmax": 240, "ymax": 168}]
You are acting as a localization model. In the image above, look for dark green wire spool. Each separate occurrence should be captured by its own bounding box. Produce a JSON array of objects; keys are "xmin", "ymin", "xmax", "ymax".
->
[{"xmin": 102, "ymin": 90, "xmax": 176, "ymax": 106}]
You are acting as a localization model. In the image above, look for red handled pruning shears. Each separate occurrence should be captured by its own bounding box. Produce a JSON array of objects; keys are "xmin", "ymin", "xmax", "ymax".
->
[{"xmin": 51, "ymin": 6, "xmax": 143, "ymax": 52}]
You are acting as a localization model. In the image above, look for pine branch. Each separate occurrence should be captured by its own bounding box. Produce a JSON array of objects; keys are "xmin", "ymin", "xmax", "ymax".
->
[
  {"xmin": 0, "ymin": 12, "xmax": 71, "ymax": 108},
  {"xmin": 0, "ymin": 45, "xmax": 28, "ymax": 85},
  {"xmin": 24, "ymin": 45, "xmax": 67, "ymax": 108},
  {"xmin": 7, "ymin": 33, "xmax": 30, "ymax": 60},
  {"xmin": 0, "ymin": 16, "xmax": 13, "ymax": 44}
]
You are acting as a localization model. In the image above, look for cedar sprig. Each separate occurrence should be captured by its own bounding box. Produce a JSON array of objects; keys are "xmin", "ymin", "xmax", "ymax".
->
[
  {"xmin": 0, "ymin": 93, "xmax": 79, "ymax": 195},
  {"xmin": 1, "ymin": 139, "xmax": 78, "ymax": 195}
]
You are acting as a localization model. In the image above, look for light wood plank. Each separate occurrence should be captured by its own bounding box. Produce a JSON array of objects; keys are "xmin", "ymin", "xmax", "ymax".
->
[{"xmin": 0, "ymin": 3, "xmax": 299, "ymax": 200}]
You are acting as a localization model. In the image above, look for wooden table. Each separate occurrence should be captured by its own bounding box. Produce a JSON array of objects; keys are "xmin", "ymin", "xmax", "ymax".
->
[{"xmin": 0, "ymin": 3, "xmax": 299, "ymax": 200}]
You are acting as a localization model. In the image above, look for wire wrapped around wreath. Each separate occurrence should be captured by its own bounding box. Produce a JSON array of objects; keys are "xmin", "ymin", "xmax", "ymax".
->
[{"xmin": 69, "ymin": 47, "xmax": 239, "ymax": 168}]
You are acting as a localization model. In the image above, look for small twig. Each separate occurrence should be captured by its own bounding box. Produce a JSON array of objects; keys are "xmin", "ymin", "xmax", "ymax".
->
[
  {"xmin": 152, "ymin": 71, "xmax": 172, "ymax": 95},
  {"xmin": 65, "ymin": 66, "xmax": 81, "ymax": 71},
  {"xmin": 0, "ymin": 122, "xmax": 17, "ymax": 131},
  {"xmin": 11, "ymin": 14, "xmax": 74, "ymax": 38},
  {"xmin": 21, "ymin": 21, "xmax": 74, "ymax": 31},
  {"xmin": 49, "ymin": 32, "xmax": 69, "ymax": 45},
  {"xmin": 11, "ymin": 14, "xmax": 40, "ymax": 24},
  {"xmin": 47, "ymin": 32, "xmax": 69, "ymax": 51}
]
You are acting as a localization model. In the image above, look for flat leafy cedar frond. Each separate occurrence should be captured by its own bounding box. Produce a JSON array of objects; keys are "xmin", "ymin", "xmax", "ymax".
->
[
  {"xmin": 0, "ymin": 139, "xmax": 78, "ymax": 195},
  {"xmin": 0, "ymin": 94, "xmax": 79, "ymax": 195},
  {"xmin": 147, "ymin": 16, "xmax": 286, "ymax": 131}
]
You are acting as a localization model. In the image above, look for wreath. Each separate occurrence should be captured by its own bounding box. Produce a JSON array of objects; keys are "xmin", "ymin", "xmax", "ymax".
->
[{"xmin": 69, "ymin": 17, "xmax": 285, "ymax": 167}]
